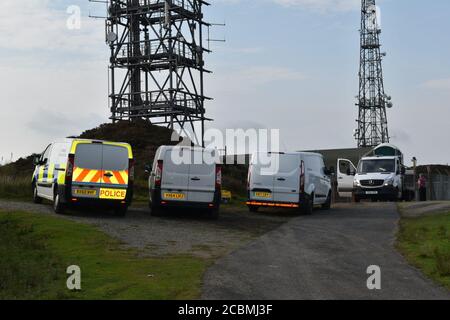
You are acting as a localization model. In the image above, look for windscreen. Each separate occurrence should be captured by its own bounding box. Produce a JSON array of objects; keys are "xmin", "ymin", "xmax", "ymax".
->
[
  {"xmin": 358, "ymin": 159, "xmax": 395, "ymax": 174},
  {"xmin": 75, "ymin": 144, "xmax": 128, "ymax": 171}
]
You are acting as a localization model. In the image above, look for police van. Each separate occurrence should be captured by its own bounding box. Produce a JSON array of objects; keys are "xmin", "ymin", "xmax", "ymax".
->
[{"xmin": 32, "ymin": 139, "xmax": 134, "ymax": 216}]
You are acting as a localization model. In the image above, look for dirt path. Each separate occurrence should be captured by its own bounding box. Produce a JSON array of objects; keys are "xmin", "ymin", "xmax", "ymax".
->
[
  {"xmin": 202, "ymin": 202, "xmax": 450, "ymax": 300},
  {"xmin": 0, "ymin": 200, "xmax": 292, "ymax": 259}
]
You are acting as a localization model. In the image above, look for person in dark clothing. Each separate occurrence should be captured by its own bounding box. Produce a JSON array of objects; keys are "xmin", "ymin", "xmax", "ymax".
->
[{"xmin": 418, "ymin": 174, "xmax": 427, "ymax": 201}]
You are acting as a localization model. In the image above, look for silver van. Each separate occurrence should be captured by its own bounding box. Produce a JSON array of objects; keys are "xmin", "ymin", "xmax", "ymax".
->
[
  {"xmin": 148, "ymin": 146, "xmax": 222, "ymax": 218},
  {"xmin": 246, "ymin": 152, "xmax": 332, "ymax": 214}
]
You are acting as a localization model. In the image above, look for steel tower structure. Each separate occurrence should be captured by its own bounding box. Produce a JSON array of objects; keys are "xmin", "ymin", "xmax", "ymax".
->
[
  {"xmin": 355, "ymin": 0, "xmax": 393, "ymax": 148},
  {"xmin": 106, "ymin": 0, "xmax": 211, "ymax": 146}
]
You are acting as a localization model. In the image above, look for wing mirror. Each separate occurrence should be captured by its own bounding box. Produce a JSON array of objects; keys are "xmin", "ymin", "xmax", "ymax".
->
[
  {"xmin": 401, "ymin": 167, "xmax": 406, "ymax": 175},
  {"xmin": 33, "ymin": 155, "xmax": 47, "ymax": 166},
  {"xmin": 144, "ymin": 164, "xmax": 152, "ymax": 174},
  {"xmin": 33, "ymin": 155, "xmax": 41, "ymax": 166}
]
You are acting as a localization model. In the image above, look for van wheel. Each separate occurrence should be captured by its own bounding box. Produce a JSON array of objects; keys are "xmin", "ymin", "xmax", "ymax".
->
[
  {"xmin": 302, "ymin": 194, "xmax": 314, "ymax": 215},
  {"xmin": 322, "ymin": 192, "xmax": 332, "ymax": 210},
  {"xmin": 53, "ymin": 192, "xmax": 65, "ymax": 214},
  {"xmin": 33, "ymin": 183, "xmax": 42, "ymax": 204},
  {"xmin": 150, "ymin": 203, "xmax": 164, "ymax": 217},
  {"xmin": 249, "ymin": 206, "xmax": 259, "ymax": 213},
  {"xmin": 209, "ymin": 208, "xmax": 220, "ymax": 220},
  {"xmin": 354, "ymin": 195, "xmax": 361, "ymax": 203},
  {"xmin": 114, "ymin": 205, "xmax": 128, "ymax": 217}
]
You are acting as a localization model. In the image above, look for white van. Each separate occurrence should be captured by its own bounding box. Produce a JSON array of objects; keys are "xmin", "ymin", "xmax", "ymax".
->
[
  {"xmin": 246, "ymin": 152, "xmax": 332, "ymax": 214},
  {"xmin": 337, "ymin": 144, "xmax": 406, "ymax": 202},
  {"xmin": 32, "ymin": 139, "xmax": 134, "ymax": 216},
  {"xmin": 148, "ymin": 146, "xmax": 222, "ymax": 218}
]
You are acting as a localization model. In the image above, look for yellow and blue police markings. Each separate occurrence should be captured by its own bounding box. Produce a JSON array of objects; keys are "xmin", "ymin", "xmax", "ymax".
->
[{"xmin": 34, "ymin": 163, "xmax": 66, "ymax": 185}]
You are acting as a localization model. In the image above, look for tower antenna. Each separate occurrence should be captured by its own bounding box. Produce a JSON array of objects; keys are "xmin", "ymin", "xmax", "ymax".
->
[
  {"xmin": 355, "ymin": 0, "xmax": 393, "ymax": 148},
  {"xmin": 105, "ymin": 0, "xmax": 212, "ymax": 147}
]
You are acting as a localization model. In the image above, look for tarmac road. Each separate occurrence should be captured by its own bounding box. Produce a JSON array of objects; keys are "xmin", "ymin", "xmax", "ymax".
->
[{"xmin": 202, "ymin": 202, "xmax": 450, "ymax": 300}]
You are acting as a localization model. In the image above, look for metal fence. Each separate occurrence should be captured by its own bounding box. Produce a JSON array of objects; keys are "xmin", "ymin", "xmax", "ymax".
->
[{"xmin": 429, "ymin": 174, "xmax": 450, "ymax": 201}]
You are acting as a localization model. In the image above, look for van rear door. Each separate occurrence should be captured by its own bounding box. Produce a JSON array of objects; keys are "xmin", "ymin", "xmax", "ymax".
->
[
  {"xmin": 160, "ymin": 148, "xmax": 190, "ymax": 202},
  {"xmin": 249, "ymin": 154, "xmax": 275, "ymax": 202},
  {"xmin": 100, "ymin": 144, "xmax": 130, "ymax": 200},
  {"xmin": 273, "ymin": 154, "xmax": 301, "ymax": 203},
  {"xmin": 188, "ymin": 150, "xmax": 216, "ymax": 203},
  {"xmin": 72, "ymin": 143, "xmax": 129, "ymax": 200}
]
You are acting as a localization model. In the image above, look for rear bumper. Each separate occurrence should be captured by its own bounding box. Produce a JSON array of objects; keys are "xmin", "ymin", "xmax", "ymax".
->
[
  {"xmin": 151, "ymin": 188, "xmax": 221, "ymax": 210},
  {"xmin": 247, "ymin": 191, "xmax": 305, "ymax": 209},
  {"xmin": 246, "ymin": 201, "xmax": 299, "ymax": 208},
  {"xmin": 58, "ymin": 183, "xmax": 133, "ymax": 207}
]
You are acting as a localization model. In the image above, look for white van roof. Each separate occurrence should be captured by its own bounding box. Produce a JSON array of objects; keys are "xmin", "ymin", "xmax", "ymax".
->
[{"xmin": 253, "ymin": 151, "xmax": 323, "ymax": 157}]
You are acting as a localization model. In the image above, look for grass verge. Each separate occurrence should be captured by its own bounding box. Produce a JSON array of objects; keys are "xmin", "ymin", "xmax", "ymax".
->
[
  {"xmin": 0, "ymin": 175, "xmax": 31, "ymax": 201},
  {"xmin": 0, "ymin": 210, "xmax": 208, "ymax": 300},
  {"xmin": 397, "ymin": 210, "xmax": 450, "ymax": 291}
]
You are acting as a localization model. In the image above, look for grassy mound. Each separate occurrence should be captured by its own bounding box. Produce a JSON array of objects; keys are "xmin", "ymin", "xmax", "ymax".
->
[
  {"xmin": 0, "ymin": 210, "xmax": 206, "ymax": 299},
  {"xmin": 397, "ymin": 211, "xmax": 450, "ymax": 290}
]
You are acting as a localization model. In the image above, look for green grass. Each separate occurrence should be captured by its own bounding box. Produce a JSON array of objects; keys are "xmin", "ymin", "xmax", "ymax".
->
[
  {"xmin": 0, "ymin": 175, "xmax": 31, "ymax": 201},
  {"xmin": 397, "ymin": 211, "xmax": 450, "ymax": 290},
  {"xmin": 0, "ymin": 211, "xmax": 208, "ymax": 300}
]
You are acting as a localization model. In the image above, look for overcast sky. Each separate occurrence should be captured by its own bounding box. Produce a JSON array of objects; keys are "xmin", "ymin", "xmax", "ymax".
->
[{"xmin": 0, "ymin": 0, "xmax": 449, "ymax": 166}]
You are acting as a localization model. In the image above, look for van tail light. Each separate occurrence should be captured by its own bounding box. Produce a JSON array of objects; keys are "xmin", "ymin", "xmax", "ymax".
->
[
  {"xmin": 155, "ymin": 160, "xmax": 163, "ymax": 187},
  {"xmin": 216, "ymin": 165, "xmax": 222, "ymax": 189},
  {"xmin": 129, "ymin": 159, "xmax": 135, "ymax": 182},
  {"xmin": 65, "ymin": 154, "xmax": 75, "ymax": 184},
  {"xmin": 300, "ymin": 160, "xmax": 305, "ymax": 193}
]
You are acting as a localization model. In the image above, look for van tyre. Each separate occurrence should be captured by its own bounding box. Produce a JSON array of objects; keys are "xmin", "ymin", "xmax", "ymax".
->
[
  {"xmin": 33, "ymin": 183, "xmax": 42, "ymax": 204},
  {"xmin": 114, "ymin": 205, "xmax": 128, "ymax": 217},
  {"xmin": 53, "ymin": 192, "xmax": 65, "ymax": 214},
  {"xmin": 322, "ymin": 192, "xmax": 331, "ymax": 210},
  {"xmin": 209, "ymin": 208, "xmax": 220, "ymax": 220},
  {"xmin": 249, "ymin": 206, "xmax": 259, "ymax": 213},
  {"xmin": 301, "ymin": 194, "xmax": 314, "ymax": 215},
  {"xmin": 150, "ymin": 202, "xmax": 164, "ymax": 217}
]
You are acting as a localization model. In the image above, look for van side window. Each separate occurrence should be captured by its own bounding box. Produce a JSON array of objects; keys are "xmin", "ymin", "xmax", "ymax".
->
[
  {"xmin": 339, "ymin": 161, "xmax": 351, "ymax": 175},
  {"xmin": 41, "ymin": 145, "xmax": 52, "ymax": 164},
  {"xmin": 319, "ymin": 158, "xmax": 326, "ymax": 175},
  {"xmin": 49, "ymin": 143, "xmax": 69, "ymax": 165}
]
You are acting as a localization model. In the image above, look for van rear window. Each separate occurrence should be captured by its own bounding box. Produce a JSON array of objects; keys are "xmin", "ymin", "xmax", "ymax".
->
[
  {"xmin": 102, "ymin": 145, "xmax": 129, "ymax": 171},
  {"xmin": 75, "ymin": 144, "xmax": 128, "ymax": 171},
  {"xmin": 75, "ymin": 144, "xmax": 102, "ymax": 170}
]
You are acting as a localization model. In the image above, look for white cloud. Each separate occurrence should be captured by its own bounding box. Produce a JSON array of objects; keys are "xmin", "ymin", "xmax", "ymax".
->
[
  {"xmin": 218, "ymin": 0, "xmax": 360, "ymax": 12},
  {"xmin": 0, "ymin": 0, "xmax": 103, "ymax": 53}
]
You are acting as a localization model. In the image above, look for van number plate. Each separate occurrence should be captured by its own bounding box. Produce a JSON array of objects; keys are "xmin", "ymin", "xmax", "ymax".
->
[
  {"xmin": 100, "ymin": 189, "xmax": 127, "ymax": 200},
  {"xmin": 366, "ymin": 191, "xmax": 379, "ymax": 195},
  {"xmin": 74, "ymin": 189, "xmax": 97, "ymax": 196},
  {"xmin": 255, "ymin": 192, "xmax": 271, "ymax": 198},
  {"xmin": 164, "ymin": 193, "xmax": 186, "ymax": 200}
]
